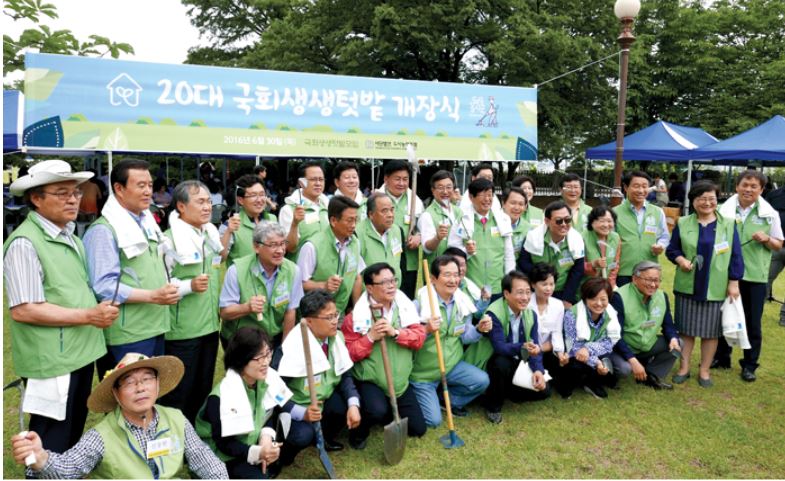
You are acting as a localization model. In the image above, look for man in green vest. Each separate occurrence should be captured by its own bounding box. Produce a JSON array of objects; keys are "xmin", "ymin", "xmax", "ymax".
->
[
  {"xmin": 613, "ymin": 171, "xmax": 670, "ymax": 287},
  {"xmin": 419, "ymin": 170, "xmax": 463, "ymax": 266},
  {"xmin": 4, "ymin": 160, "xmax": 119, "ymax": 454},
  {"xmin": 341, "ymin": 262, "xmax": 427, "ymax": 449},
  {"xmin": 411, "ymin": 256, "xmax": 490, "ymax": 427},
  {"xmin": 444, "ymin": 247, "xmax": 491, "ymax": 316},
  {"xmin": 333, "ymin": 161, "xmax": 367, "ymax": 219},
  {"xmin": 356, "ymin": 193, "xmax": 404, "ymax": 287},
  {"xmin": 83, "ymin": 159, "xmax": 179, "ymax": 380},
  {"xmin": 714, "ymin": 171, "xmax": 784, "ymax": 381},
  {"xmin": 11, "ymin": 353, "xmax": 228, "ymax": 479},
  {"xmin": 610, "ymin": 261, "xmax": 681, "ymax": 389},
  {"xmin": 560, "ymin": 173, "xmax": 593, "ymax": 234},
  {"xmin": 159, "ymin": 181, "xmax": 224, "ymax": 424},
  {"xmin": 459, "ymin": 163, "xmax": 501, "ymax": 213},
  {"xmin": 219, "ymin": 221, "xmax": 304, "ymax": 353},
  {"xmin": 378, "ymin": 159, "xmax": 424, "ymax": 298},
  {"xmin": 502, "ymin": 186, "xmax": 530, "ymax": 259},
  {"xmin": 219, "ymin": 174, "xmax": 276, "ymax": 266},
  {"xmin": 518, "ymin": 201, "xmax": 586, "ymax": 306},
  {"xmin": 297, "ymin": 195, "xmax": 364, "ymax": 316},
  {"xmin": 280, "ymin": 161, "xmax": 330, "ymax": 256},
  {"xmin": 447, "ymin": 178, "xmax": 515, "ymax": 296},
  {"xmin": 277, "ymin": 290, "xmax": 362, "ymax": 460}
]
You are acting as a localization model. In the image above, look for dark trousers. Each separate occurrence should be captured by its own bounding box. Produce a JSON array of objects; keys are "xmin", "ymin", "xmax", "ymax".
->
[
  {"xmin": 280, "ymin": 389, "xmax": 348, "ymax": 466},
  {"xmin": 560, "ymin": 358, "xmax": 615, "ymax": 394},
  {"xmin": 350, "ymin": 381, "xmax": 426, "ymax": 442},
  {"xmin": 616, "ymin": 276, "xmax": 632, "ymax": 288},
  {"xmin": 484, "ymin": 355, "xmax": 551, "ymax": 413},
  {"xmin": 96, "ymin": 334, "xmax": 166, "ymax": 381},
  {"xmin": 28, "ymin": 362, "xmax": 94, "ymax": 453},
  {"xmin": 541, "ymin": 351, "xmax": 566, "ymax": 392},
  {"xmin": 401, "ymin": 269, "xmax": 418, "ymax": 299},
  {"xmin": 225, "ymin": 458, "xmax": 270, "ymax": 479},
  {"xmin": 612, "ymin": 336, "xmax": 678, "ymax": 380},
  {"xmin": 715, "ymin": 280, "xmax": 766, "ymax": 371},
  {"xmin": 159, "ymin": 331, "xmax": 219, "ymax": 424}
]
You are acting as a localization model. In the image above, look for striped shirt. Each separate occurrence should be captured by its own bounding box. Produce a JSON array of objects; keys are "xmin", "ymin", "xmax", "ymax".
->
[
  {"xmin": 4, "ymin": 212, "xmax": 79, "ymax": 308},
  {"xmin": 31, "ymin": 409, "xmax": 228, "ymax": 479}
]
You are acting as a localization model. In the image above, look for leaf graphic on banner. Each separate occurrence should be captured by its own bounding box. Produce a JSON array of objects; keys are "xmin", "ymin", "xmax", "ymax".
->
[
  {"xmin": 103, "ymin": 128, "xmax": 129, "ymax": 150},
  {"xmin": 516, "ymin": 101, "xmax": 537, "ymax": 127},
  {"xmin": 478, "ymin": 143, "xmax": 494, "ymax": 161},
  {"xmin": 64, "ymin": 130, "xmax": 101, "ymax": 149},
  {"xmin": 25, "ymin": 68, "xmax": 64, "ymax": 101}
]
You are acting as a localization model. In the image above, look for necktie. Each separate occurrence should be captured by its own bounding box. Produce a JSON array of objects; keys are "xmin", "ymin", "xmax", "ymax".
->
[
  {"xmin": 322, "ymin": 342, "xmax": 329, "ymax": 357},
  {"xmin": 480, "ymin": 217, "xmax": 488, "ymax": 227}
]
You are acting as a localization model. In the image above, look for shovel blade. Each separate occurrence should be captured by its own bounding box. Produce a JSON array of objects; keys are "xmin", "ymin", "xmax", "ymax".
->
[
  {"xmin": 382, "ymin": 417, "xmax": 408, "ymax": 465},
  {"xmin": 439, "ymin": 430, "xmax": 464, "ymax": 449},
  {"xmin": 313, "ymin": 422, "xmax": 337, "ymax": 479}
]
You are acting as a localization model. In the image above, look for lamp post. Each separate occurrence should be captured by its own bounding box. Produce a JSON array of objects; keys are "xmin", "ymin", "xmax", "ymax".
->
[{"xmin": 610, "ymin": 0, "xmax": 641, "ymax": 206}]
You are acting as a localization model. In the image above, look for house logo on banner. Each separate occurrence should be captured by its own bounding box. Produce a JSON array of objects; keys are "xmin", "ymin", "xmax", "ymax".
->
[{"xmin": 107, "ymin": 73, "xmax": 142, "ymax": 107}]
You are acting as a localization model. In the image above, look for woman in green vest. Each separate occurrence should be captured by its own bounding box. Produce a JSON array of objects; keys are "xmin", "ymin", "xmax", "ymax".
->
[
  {"xmin": 502, "ymin": 186, "xmax": 531, "ymax": 259},
  {"xmin": 561, "ymin": 278, "xmax": 620, "ymax": 399},
  {"xmin": 582, "ymin": 206, "xmax": 622, "ymax": 288},
  {"xmin": 196, "ymin": 327, "xmax": 286, "ymax": 479},
  {"xmin": 666, "ymin": 181, "xmax": 743, "ymax": 388},
  {"xmin": 12, "ymin": 353, "xmax": 229, "ymax": 479},
  {"xmin": 513, "ymin": 175, "xmax": 544, "ymax": 227}
]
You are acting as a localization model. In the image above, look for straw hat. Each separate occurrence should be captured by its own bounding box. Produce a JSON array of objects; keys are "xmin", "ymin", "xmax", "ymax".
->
[
  {"xmin": 87, "ymin": 353, "xmax": 184, "ymax": 413},
  {"xmin": 9, "ymin": 159, "xmax": 93, "ymax": 196}
]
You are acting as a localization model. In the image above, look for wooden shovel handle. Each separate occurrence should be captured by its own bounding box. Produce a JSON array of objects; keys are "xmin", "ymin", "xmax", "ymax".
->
[
  {"xmin": 300, "ymin": 321, "xmax": 318, "ymax": 406},
  {"xmin": 372, "ymin": 308, "xmax": 401, "ymax": 422},
  {"xmin": 422, "ymin": 260, "xmax": 455, "ymax": 431}
]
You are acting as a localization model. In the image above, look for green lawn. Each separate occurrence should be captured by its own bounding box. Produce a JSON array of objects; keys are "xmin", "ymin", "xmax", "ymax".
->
[{"xmin": 4, "ymin": 261, "xmax": 785, "ymax": 479}]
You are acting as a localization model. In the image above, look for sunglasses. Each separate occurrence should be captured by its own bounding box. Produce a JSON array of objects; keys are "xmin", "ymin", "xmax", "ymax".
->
[{"xmin": 552, "ymin": 217, "xmax": 572, "ymax": 226}]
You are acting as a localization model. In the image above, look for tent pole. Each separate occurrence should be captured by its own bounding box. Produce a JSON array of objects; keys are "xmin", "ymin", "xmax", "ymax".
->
[
  {"xmin": 683, "ymin": 159, "xmax": 693, "ymax": 215},
  {"xmin": 255, "ymin": 155, "xmax": 260, "ymax": 167},
  {"xmin": 370, "ymin": 159, "xmax": 375, "ymax": 191},
  {"xmin": 583, "ymin": 159, "xmax": 589, "ymax": 200},
  {"xmin": 462, "ymin": 160, "xmax": 468, "ymax": 191},
  {"xmin": 107, "ymin": 151, "xmax": 113, "ymax": 174}
]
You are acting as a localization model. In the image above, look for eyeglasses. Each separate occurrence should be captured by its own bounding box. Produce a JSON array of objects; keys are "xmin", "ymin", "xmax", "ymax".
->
[
  {"xmin": 438, "ymin": 273, "xmax": 461, "ymax": 280},
  {"xmin": 369, "ymin": 278, "xmax": 397, "ymax": 287},
  {"xmin": 433, "ymin": 185, "xmax": 454, "ymax": 193},
  {"xmin": 695, "ymin": 197, "xmax": 717, "ymax": 204},
  {"xmin": 562, "ymin": 185, "xmax": 581, "ymax": 192},
  {"xmin": 305, "ymin": 177, "xmax": 325, "ymax": 184},
  {"xmin": 311, "ymin": 313, "xmax": 340, "ymax": 322},
  {"xmin": 251, "ymin": 351, "xmax": 273, "ymax": 364},
  {"xmin": 41, "ymin": 190, "xmax": 84, "ymax": 201},
  {"xmin": 553, "ymin": 217, "xmax": 572, "ymax": 226},
  {"xmin": 244, "ymin": 193, "xmax": 267, "ymax": 199},
  {"xmin": 117, "ymin": 374, "xmax": 157, "ymax": 391},
  {"xmin": 260, "ymin": 240, "xmax": 289, "ymax": 250},
  {"xmin": 635, "ymin": 275, "xmax": 661, "ymax": 285}
]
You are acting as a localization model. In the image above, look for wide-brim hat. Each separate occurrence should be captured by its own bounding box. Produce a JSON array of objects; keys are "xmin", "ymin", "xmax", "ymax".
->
[
  {"xmin": 9, "ymin": 159, "xmax": 93, "ymax": 196},
  {"xmin": 87, "ymin": 353, "xmax": 184, "ymax": 413}
]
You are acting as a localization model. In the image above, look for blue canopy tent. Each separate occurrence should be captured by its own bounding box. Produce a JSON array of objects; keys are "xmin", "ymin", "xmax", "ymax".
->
[
  {"xmin": 692, "ymin": 115, "xmax": 785, "ymax": 165},
  {"xmin": 585, "ymin": 120, "xmax": 719, "ymax": 161},
  {"xmin": 3, "ymin": 90, "xmax": 23, "ymax": 153}
]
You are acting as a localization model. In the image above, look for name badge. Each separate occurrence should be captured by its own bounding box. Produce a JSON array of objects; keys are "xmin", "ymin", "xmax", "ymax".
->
[
  {"xmin": 644, "ymin": 224, "xmax": 658, "ymax": 235},
  {"xmin": 304, "ymin": 212, "xmax": 319, "ymax": 224},
  {"xmin": 274, "ymin": 294, "xmax": 289, "ymax": 308},
  {"xmin": 354, "ymin": 316, "xmax": 372, "ymax": 334},
  {"xmin": 490, "ymin": 226, "xmax": 500, "ymax": 237},
  {"xmin": 714, "ymin": 241, "xmax": 730, "ymax": 255},
  {"xmin": 752, "ymin": 215, "xmax": 764, "ymax": 225},
  {"xmin": 404, "ymin": 214, "xmax": 411, "ymax": 225},
  {"xmin": 641, "ymin": 320, "xmax": 656, "ymax": 329},
  {"xmin": 392, "ymin": 241, "xmax": 403, "ymax": 256},
  {"xmin": 211, "ymin": 255, "xmax": 222, "ymax": 268},
  {"xmin": 147, "ymin": 437, "xmax": 172, "ymax": 459},
  {"xmin": 305, "ymin": 374, "xmax": 322, "ymax": 390},
  {"xmin": 558, "ymin": 255, "xmax": 574, "ymax": 267},
  {"xmin": 452, "ymin": 322, "xmax": 466, "ymax": 336}
]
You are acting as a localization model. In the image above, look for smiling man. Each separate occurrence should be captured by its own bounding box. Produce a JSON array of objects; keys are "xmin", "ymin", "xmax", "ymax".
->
[
  {"xmin": 220, "ymin": 174, "xmax": 277, "ymax": 266},
  {"xmin": 356, "ymin": 193, "xmax": 404, "ymax": 287},
  {"xmin": 279, "ymin": 161, "xmax": 331, "ymax": 255}
]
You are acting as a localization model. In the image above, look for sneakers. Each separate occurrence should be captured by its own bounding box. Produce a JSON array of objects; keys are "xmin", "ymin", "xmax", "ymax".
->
[
  {"xmin": 583, "ymin": 384, "xmax": 608, "ymax": 399},
  {"xmin": 485, "ymin": 411, "xmax": 503, "ymax": 424}
]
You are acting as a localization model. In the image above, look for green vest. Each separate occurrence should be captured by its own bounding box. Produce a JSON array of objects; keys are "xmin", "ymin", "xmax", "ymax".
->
[
  {"xmin": 511, "ymin": 218, "xmax": 531, "ymax": 260},
  {"xmin": 294, "ymin": 200, "xmax": 330, "ymax": 250},
  {"xmin": 351, "ymin": 306, "xmax": 413, "ymax": 397},
  {"xmin": 566, "ymin": 304, "xmax": 609, "ymax": 351},
  {"xmin": 582, "ymin": 229, "xmax": 621, "ymax": 285},
  {"xmin": 465, "ymin": 213, "xmax": 506, "ymax": 295},
  {"xmin": 530, "ymin": 230, "xmax": 576, "ymax": 294},
  {"xmin": 195, "ymin": 375, "xmax": 267, "ymax": 462},
  {"xmin": 92, "ymin": 405, "xmax": 185, "ymax": 479},
  {"xmin": 289, "ymin": 333, "xmax": 346, "ymax": 405},
  {"xmin": 423, "ymin": 201, "xmax": 463, "ymax": 265},
  {"xmin": 411, "ymin": 296, "xmax": 466, "ymax": 383},
  {"xmin": 389, "ymin": 189, "xmax": 420, "ymax": 272},
  {"xmin": 89, "ymin": 217, "xmax": 170, "ymax": 346},
  {"xmin": 732, "ymin": 201, "xmax": 774, "ymax": 283},
  {"xmin": 3, "ymin": 214, "xmax": 106, "ymax": 378},
  {"xmin": 568, "ymin": 201, "xmax": 593, "ymax": 234},
  {"xmin": 227, "ymin": 209, "xmax": 258, "ymax": 266},
  {"xmin": 356, "ymin": 218, "xmax": 403, "ymax": 288},
  {"xmin": 617, "ymin": 283, "xmax": 667, "ymax": 353},
  {"xmin": 164, "ymin": 229, "xmax": 221, "ymax": 341},
  {"xmin": 222, "ymin": 255, "xmax": 298, "ymax": 340},
  {"xmin": 613, "ymin": 200, "xmax": 666, "ymax": 276},
  {"xmin": 522, "ymin": 205, "xmax": 544, "ymax": 227},
  {"xmin": 673, "ymin": 213, "xmax": 736, "ymax": 301},
  {"xmin": 302, "ymin": 229, "xmax": 360, "ymax": 313}
]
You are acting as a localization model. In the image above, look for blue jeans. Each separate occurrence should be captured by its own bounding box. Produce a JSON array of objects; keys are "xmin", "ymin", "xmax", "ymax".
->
[
  {"xmin": 96, "ymin": 334, "xmax": 166, "ymax": 381},
  {"xmin": 410, "ymin": 360, "xmax": 489, "ymax": 428}
]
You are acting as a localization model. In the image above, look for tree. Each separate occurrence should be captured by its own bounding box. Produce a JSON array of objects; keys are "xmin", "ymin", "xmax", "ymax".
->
[{"xmin": 3, "ymin": 0, "xmax": 134, "ymax": 83}]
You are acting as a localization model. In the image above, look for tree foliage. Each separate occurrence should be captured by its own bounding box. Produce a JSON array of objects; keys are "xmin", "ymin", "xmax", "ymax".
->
[{"xmin": 3, "ymin": 0, "xmax": 135, "ymax": 80}]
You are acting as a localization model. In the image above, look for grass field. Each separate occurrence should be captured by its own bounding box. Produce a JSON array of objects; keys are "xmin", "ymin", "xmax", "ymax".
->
[{"xmin": 4, "ymin": 261, "xmax": 785, "ymax": 479}]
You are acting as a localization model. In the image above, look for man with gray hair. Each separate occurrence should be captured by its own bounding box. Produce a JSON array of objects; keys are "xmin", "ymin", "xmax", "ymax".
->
[
  {"xmin": 159, "ymin": 180, "xmax": 225, "ymax": 423},
  {"xmin": 356, "ymin": 192, "xmax": 404, "ymax": 287},
  {"xmin": 609, "ymin": 260, "xmax": 681, "ymax": 389},
  {"xmin": 219, "ymin": 221, "xmax": 304, "ymax": 358}
]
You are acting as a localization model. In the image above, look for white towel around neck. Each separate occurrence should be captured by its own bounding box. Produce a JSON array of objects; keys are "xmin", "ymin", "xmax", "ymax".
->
[
  {"xmin": 416, "ymin": 284, "xmax": 477, "ymax": 323},
  {"xmin": 574, "ymin": 300, "xmax": 621, "ymax": 346},
  {"xmin": 719, "ymin": 194, "xmax": 779, "ymax": 222},
  {"xmin": 101, "ymin": 194, "xmax": 163, "ymax": 259},
  {"xmin": 455, "ymin": 202, "xmax": 511, "ymax": 240},
  {"xmin": 523, "ymin": 223, "xmax": 584, "ymax": 259},
  {"xmin": 168, "ymin": 211, "xmax": 223, "ymax": 265},
  {"xmin": 277, "ymin": 322, "xmax": 353, "ymax": 378},
  {"xmin": 218, "ymin": 369, "xmax": 256, "ymax": 437},
  {"xmin": 351, "ymin": 291, "xmax": 420, "ymax": 334}
]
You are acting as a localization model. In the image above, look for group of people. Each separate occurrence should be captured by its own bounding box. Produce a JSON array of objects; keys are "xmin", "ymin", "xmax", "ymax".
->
[{"xmin": 4, "ymin": 158, "xmax": 782, "ymax": 479}]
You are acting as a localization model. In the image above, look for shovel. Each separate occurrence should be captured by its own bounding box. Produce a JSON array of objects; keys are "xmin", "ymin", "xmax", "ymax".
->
[
  {"xmin": 3, "ymin": 379, "xmax": 36, "ymax": 466},
  {"xmin": 422, "ymin": 260, "xmax": 464, "ymax": 449},
  {"xmin": 300, "ymin": 322, "xmax": 337, "ymax": 479},
  {"xmin": 371, "ymin": 306, "xmax": 408, "ymax": 465},
  {"xmin": 597, "ymin": 240, "xmax": 609, "ymax": 279}
]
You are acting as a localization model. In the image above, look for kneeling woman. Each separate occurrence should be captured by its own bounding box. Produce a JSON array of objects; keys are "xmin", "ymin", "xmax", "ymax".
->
[
  {"xmin": 562, "ymin": 278, "xmax": 621, "ymax": 399},
  {"xmin": 196, "ymin": 327, "xmax": 290, "ymax": 479}
]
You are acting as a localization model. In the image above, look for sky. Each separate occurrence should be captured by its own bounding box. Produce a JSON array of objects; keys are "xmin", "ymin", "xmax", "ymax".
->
[{"xmin": 3, "ymin": 0, "xmax": 202, "ymax": 82}]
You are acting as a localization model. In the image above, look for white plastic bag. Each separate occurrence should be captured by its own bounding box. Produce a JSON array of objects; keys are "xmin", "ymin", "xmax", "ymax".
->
[
  {"xmin": 721, "ymin": 296, "xmax": 751, "ymax": 349},
  {"xmin": 512, "ymin": 360, "xmax": 552, "ymax": 390}
]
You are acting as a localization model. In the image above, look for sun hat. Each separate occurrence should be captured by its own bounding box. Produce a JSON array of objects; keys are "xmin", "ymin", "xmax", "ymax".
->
[
  {"xmin": 87, "ymin": 353, "xmax": 184, "ymax": 413},
  {"xmin": 9, "ymin": 159, "xmax": 93, "ymax": 196}
]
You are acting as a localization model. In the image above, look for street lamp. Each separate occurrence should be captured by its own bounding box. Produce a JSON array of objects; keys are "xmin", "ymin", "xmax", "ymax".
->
[{"xmin": 610, "ymin": 0, "xmax": 641, "ymax": 206}]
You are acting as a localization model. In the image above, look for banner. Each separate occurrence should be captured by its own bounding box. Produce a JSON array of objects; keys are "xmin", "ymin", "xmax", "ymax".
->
[{"xmin": 23, "ymin": 53, "xmax": 537, "ymax": 161}]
